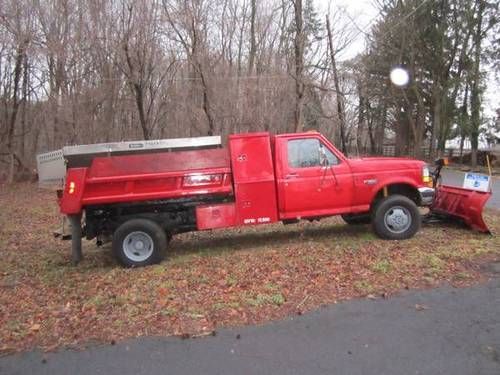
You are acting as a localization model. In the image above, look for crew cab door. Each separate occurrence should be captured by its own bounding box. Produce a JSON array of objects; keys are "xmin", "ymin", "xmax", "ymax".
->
[{"xmin": 275, "ymin": 135, "xmax": 354, "ymax": 219}]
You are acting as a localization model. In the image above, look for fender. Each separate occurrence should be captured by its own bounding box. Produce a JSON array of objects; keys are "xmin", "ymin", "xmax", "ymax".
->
[{"xmin": 368, "ymin": 175, "xmax": 420, "ymax": 204}]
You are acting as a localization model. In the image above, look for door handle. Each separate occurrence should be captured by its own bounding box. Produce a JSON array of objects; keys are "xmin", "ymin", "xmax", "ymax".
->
[{"xmin": 286, "ymin": 173, "xmax": 299, "ymax": 179}]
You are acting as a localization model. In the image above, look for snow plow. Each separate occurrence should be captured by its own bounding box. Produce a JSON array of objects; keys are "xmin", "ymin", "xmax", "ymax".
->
[{"xmin": 426, "ymin": 158, "xmax": 492, "ymax": 234}]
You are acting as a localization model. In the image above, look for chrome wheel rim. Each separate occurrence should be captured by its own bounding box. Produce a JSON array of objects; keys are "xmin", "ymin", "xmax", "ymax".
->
[
  {"xmin": 123, "ymin": 231, "xmax": 154, "ymax": 262},
  {"xmin": 384, "ymin": 206, "xmax": 411, "ymax": 234}
]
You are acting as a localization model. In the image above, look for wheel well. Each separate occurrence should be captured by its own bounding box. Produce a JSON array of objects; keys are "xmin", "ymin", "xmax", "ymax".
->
[{"xmin": 370, "ymin": 184, "xmax": 420, "ymax": 211}]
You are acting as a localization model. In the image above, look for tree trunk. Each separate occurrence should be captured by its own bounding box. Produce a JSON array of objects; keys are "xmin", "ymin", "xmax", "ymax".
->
[
  {"xmin": 395, "ymin": 106, "xmax": 410, "ymax": 156},
  {"xmin": 6, "ymin": 40, "xmax": 27, "ymax": 183},
  {"xmin": 459, "ymin": 82, "xmax": 469, "ymax": 164},
  {"xmin": 356, "ymin": 80, "xmax": 365, "ymax": 154},
  {"xmin": 414, "ymin": 103, "xmax": 425, "ymax": 159},
  {"xmin": 248, "ymin": 0, "xmax": 257, "ymax": 74},
  {"xmin": 374, "ymin": 105, "xmax": 386, "ymax": 155},
  {"xmin": 470, "ymin": 0, "xmax": 485, "ymax": 169},
  {"xmin": 293, "ymin": 0, "xmax": 304, "ymax": 133},
  {"xmin": 326, "ymin": 16, "xmax": 347, "ymax": 153},
  {"xmin": 199, "ymin": 66, "xmax": 216, "ymax": 136},
  {"xmin": 430, "ymin": 84, "xmax": 441, "ymax": 160},
  {"xmin": 132, "ymin": 82, "xmax": 150, "ymax": 140},
  {"xmin": 21, "ymin": 53, "xmax": 29, "ymax": 160}
]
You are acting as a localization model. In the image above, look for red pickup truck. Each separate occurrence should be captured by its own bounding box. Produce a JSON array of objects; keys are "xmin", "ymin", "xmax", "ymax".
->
[{"xmin": 55, "ymin": 131, "xmax": 445, "ymax": 267}]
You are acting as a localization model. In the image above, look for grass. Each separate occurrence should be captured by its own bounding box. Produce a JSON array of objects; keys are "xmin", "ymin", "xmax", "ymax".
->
[
  {"xmin": 371, "ymin": 259, "xmax": 392, "ymax": 274},
  {"xmin": 0, "ymin": 182, "xmax": 499, "ymax": 353},
  {"xmin": 246, "ymin": 293, "xmax": 285, "ymax": 307},
  {"xmin": 354, "ymin": 280, "xmax": 375, "ymax": 294}
]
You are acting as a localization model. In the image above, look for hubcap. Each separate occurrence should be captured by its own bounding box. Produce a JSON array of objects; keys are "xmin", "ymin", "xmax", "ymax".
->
[
  {"xmin": 123, "ymin": 231, "xmax": 154, "ymax": 262},
  {"xmin": 384, "ymin": 206, "xmax": 411, "ymax": 234}
]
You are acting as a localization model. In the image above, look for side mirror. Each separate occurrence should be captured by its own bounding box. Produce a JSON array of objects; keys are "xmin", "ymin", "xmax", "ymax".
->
[{"xmin": 319, "ymin": 145, "xmax": 329, "ymax": 167}]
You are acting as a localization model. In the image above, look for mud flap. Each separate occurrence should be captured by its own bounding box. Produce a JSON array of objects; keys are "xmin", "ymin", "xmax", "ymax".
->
[{"xmin": 429, "ymin": 185, "xmax": 492, "ymax": 233}]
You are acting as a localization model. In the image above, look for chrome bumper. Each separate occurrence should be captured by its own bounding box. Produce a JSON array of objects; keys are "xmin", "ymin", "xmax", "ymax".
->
[{"xmin": 418, "ymin": 187, "xmax": 435, "ymax": 206}]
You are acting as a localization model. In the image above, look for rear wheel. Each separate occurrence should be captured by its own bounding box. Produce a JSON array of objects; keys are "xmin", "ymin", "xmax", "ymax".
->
[
  {"xmin": 372, "ymin": 195, "xmax": 421, "ymax": 240},
  {"xmin": 113, "ymin": 219, "xmax": 167, "ymax": 267},
  {"xmin": 341, "ymin": 213, "xmax": 371, "ymax": 225}
]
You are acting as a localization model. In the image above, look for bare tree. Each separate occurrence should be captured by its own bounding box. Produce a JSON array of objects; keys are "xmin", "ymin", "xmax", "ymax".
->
[
  {"xmin": 0, "ymin": 0, "xmax": 497, "ymax": 181},
  {"xmin": 119, "ymin": 0, "xmax": 173, "ymax": 140},
  {"xmin": 326, "ymin": 15, "xmax": 347, "ymax": 153},
  {"xmin": 293, "ymin": 0, "xmax": 304, "ymax": 132}
]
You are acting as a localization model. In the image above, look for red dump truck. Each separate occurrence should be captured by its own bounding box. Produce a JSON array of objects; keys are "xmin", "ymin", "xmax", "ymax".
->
[{"xmin": 37, "ymin": 131, "xmax": 491, "ymax": 267}]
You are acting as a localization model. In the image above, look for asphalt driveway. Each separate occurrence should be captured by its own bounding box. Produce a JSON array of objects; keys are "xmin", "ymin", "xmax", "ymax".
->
[{"xmin": 2, "ymin": 272, "xmax": 500, "ymax": 375}]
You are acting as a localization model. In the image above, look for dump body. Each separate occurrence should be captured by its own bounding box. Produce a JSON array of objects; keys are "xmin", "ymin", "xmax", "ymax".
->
[{"xmin": 60, "ymin": 148, "xmax": 232, "ymax": 214}]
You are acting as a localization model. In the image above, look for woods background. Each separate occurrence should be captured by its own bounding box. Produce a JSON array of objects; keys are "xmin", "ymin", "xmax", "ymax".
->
[{"xmin": 0, "ymin": 0, "xmax": 499, "ymax": 182}]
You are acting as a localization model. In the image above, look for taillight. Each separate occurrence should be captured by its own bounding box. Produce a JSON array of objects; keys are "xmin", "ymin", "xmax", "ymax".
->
[
  {"xmin": 68, "ymin": 181, "xmax": 76, "ymax": 194},
  {"xmin": 183, "ymin": 174, "xmax": 223, "ymax": 187}
]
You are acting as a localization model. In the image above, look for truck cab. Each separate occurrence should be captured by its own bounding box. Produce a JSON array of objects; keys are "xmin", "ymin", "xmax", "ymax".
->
[{"xmin": 274, "ymin": 132, "xmax": 355, "ymax": 218}]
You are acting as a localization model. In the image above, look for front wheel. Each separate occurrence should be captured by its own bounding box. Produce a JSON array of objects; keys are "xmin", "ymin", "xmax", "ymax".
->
[
  {"xmin": 113, "ymin": 219, "xmax": 167, "ymax": 267},
  {"xmin": 372, "ymin": 195, "xmax": 421, "ymax": 240}
]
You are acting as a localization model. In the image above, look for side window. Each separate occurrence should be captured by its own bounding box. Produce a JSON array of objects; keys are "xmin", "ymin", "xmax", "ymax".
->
[
  {"xmin": 322, "ymin": 144, "xmax": 339, "ymax": 166},
  {"xmin": 287, "ymin": 139, "xmax": 339, "ymax": 168},
  {"xmin": 288, "ymin": 139, "xmax": 320, "ymax": 167}
]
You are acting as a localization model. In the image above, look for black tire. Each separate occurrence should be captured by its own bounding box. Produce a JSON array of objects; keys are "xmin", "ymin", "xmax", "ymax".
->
[
  {"xmin": 341, "ymin": 213, "xmax": 371, "ymax": 225},
  {"xmin": 166, "ymin": 231, "xmax": 173, "ymax": 243},
  {"xmin": 113, "ymin": 219, "xmax": 167, "ymax": 267},
  {"xmin": 372, "ymin": 195, "xmax": 421, "ymax": 240}
]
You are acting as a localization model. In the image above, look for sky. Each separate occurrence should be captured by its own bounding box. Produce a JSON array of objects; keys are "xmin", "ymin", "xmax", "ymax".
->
[
  {"xmin": 316, "ymin": 0, "xmax": 378, "ymax": 61},
  {"xmin": 315, "ymin": 0, "xmax": 499, "ymax": 122}
]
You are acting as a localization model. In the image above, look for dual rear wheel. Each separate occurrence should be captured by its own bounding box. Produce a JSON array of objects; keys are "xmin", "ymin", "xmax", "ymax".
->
[{"xmin": 112, "ymin": 219, "xmax": 168, "ymax": 267}]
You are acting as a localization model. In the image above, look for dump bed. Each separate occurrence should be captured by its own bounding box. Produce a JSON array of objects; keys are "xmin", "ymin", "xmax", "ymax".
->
[{"xmin": 59, "ymin": 147, "xmax": 233, "ymax": 214}]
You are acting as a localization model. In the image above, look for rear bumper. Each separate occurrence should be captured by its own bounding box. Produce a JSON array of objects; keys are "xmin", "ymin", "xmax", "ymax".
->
[{"xmin": 418, "ymin": 187, "xmax": 435, "ymax": 206}]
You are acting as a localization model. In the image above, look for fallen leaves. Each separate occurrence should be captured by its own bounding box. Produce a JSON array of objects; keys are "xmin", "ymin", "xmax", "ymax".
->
[
  {"xmin": 0, "ymin": 183, "xmax": 499, "ymax": 354},
  {"xmin": 29, "ymin": 324, "xmax": 41, "ymax": 332}
]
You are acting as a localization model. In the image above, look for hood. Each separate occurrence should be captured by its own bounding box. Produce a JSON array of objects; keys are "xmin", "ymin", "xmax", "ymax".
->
[{"xmin": 347, "ymin": 156, "xmax": 425, "ymax": 173}]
